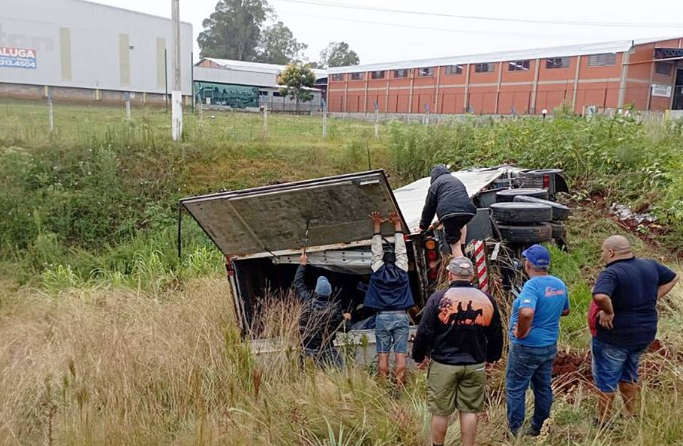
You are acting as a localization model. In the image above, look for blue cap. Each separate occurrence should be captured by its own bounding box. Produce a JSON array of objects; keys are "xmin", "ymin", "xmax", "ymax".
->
[
  {"xmin": 522, "ymin": 244, "xmax": 551, "ymax": 268},
  {"xmin": 315, "ymin": 276, "xmax": 332, "ymax": 297}
]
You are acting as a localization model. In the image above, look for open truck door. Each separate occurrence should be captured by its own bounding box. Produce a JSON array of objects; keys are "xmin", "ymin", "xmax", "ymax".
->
[{"xmin": 180, "ymin": 170, "xmax": 408, "ymax": 334}]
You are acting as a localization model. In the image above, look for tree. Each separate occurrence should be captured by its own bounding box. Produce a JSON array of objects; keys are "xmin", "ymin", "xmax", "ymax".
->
[
  {"xmin": 254, "ymin": 22, "xmax": 307, "ymax": 65},
  {"xmin": 198, "ymin": 0, "xmax": 272, "ymax": 61},
  {"xmin": 319, "ymin": 42, "xmax": 360, "ymax": 68},
  {"xmin": 278, "ymin": 64, "xmax": 315, "ymax": 110}
]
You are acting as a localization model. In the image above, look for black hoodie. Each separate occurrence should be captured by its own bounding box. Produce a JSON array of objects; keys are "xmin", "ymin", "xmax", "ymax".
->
[{"xmin": 419, "ymin": 166, "xmax": 477, "ymax": 230}]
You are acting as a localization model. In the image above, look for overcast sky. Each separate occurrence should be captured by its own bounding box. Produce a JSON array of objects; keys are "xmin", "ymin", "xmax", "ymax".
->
[{"xmin": 93, "ymin": 0, "xmax": 683, "ymax": 65}]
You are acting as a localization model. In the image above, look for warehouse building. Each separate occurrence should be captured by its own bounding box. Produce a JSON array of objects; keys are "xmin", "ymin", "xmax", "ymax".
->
[
  {"xmin": 0, "ymin": 0, "xmax": 193, "ymax": 105},
  {"xmin": 195, "ymin": 58, "xmax": 327, "ymax": 112},
  {"xmin": 327, "ymin": 37, "xmax": 683, "ymax": 116}
]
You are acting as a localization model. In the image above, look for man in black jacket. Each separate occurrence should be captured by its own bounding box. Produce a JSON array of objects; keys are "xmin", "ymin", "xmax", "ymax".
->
[
  {"xmin": 419, "ymin": 165, "xmax": 477, "ymax": 257},
  {"xmin": 413, "ymin": 257, "xmax": 503, "ymax": 446},
  {"xmin": 294, "ymin": 251, "xmax": 351, "ymax": 368}
]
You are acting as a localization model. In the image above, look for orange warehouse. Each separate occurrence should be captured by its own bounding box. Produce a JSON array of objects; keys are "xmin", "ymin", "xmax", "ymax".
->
[{"xmin": 327, "ymin": 38, "xmax": 683, "ymax": 115}]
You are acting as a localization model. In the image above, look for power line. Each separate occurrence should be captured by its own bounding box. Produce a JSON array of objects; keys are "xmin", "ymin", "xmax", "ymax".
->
[
  {"xmin": 277, "ymin": 8, "xmax": 595, "ymax": 39},
  {"xmin": 274, "ymin": 0, "xmax": 683, "ymax": 28}
]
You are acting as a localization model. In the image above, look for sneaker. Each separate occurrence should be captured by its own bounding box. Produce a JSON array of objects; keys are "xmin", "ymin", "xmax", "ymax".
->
[{"xmin": 525, "ymin": 427, "xmax": 541, "ymax": 437}]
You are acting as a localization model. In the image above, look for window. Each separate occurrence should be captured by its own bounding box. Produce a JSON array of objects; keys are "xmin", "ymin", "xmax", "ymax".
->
[
  {"xmin": 508, "ymin": 60, "xmax": 530, "ymax": 71},
  {"xmin": 546, "ymin": 57, "xmax": 570, "ymax": 69},
  {"xmin": 656, "ymin": 62, "xmax": 673, "ymax": 76},
  {"xmin": 474, "ymin": 63, "xmax": 494, "ymax": 73},
  {"xmin": 418, "ymin": 67, "xmax": 434, "ymax": 77},
  {"xmin": 588, "ymin": 53, "xmax": 617, "ymax": 66},
  {"xmin": 445, "ymin": 65, "xmax": 463, "ymax": 75},
  {"xmin": 273, "ymin": 91, "xmax": 283, "ymax": 97},
  {"xmin": 393, "ymin": 69, "xmax": 409, "ymax": 78},
  {"xmin": 259, "ymin": 90, "xmax": 269, "ymax": 96},
  {"xmin": 370, "ymin": 70, "xmax": 386, "ymax": 79},
  {"xmin": 350, "ymin": 72, "xmax": 364, "ymax": 80},
  {"xmin": 331, "ymin": 73, "xmax": 344, "ymax": 81}
]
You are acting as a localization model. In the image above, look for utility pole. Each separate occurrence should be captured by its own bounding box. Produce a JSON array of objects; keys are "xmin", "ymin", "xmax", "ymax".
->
[{"xmin": 171, "ymin": 0, "xmax": 182, "ymax": 141}]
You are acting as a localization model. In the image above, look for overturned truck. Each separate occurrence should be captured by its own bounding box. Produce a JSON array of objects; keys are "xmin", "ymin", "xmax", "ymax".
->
[{"xmin": 179, "ymin": 166, "xmax": 569, "ymax": 357}]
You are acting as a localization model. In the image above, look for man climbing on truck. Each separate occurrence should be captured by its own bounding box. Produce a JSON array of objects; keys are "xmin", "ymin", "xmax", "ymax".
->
[
  {"xmin": 363, "ymin": 211, "xmax": 415, "ymax": 385},
  {"xmin": 419, "ymin": 165, "xmax": 477, "ymax": 257}
]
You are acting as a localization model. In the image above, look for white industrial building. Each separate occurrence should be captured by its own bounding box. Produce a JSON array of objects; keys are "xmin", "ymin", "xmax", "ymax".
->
[
  {"xmin": 0, "ymin": 0, "xmax": 193, "ymax": 105},
  {"xmin": 195, "ymin": 58, "xmax": 327, "ymax": 112}
]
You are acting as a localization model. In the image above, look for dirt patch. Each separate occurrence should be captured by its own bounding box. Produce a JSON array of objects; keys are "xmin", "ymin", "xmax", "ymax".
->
[{"xmin": 552, "ymin": 351, "xmax": 593, "ymax": 395}]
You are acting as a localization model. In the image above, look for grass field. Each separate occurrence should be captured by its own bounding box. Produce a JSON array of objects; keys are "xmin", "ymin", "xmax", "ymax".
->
[{"xmin": 1, "ymin": 101, "xmax": 682, "ymax": 445}]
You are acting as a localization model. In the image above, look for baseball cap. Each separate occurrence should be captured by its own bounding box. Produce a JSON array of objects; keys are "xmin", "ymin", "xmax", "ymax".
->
[
  {"xmin": 522, "ymin": 244, "xmax": 551, "ymax": 268},
  {"xmin": 447, "ymin": 256, "xmax": 474, "ymax": 278}
]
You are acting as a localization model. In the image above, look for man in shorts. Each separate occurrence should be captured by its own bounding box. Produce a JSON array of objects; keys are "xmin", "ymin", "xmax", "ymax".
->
[
  {"xmin": 419, "ymin": 165, "xmax": 477, "ymax": 258},
  {"xmin": 592, "ymin": 235, "xmax": 678, "ymax": 423},
  {"xmin": 412, "ymin": 257, "xmax": 503, "ymax": 446},
  {"xmin": 364, "ymin": 211, "xmax": 415, "ymax": 385}
]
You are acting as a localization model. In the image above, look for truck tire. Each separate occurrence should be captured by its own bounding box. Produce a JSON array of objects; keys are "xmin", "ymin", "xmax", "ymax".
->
[
  {"xmin": 548, "ymin": 221, "xmax": 567, "ymax": 240},
  {"xmin": 496, "ymin": 188, "xmax": 549, "ymax": 202},
  {"xmin": 490, "ymin": 202, "xmax": 553, "ymax": 224},
  {"xmin": 513, "ymin": 195, "xmax": 571, "ymax": 221},
  {"xmin": 497, "ymin": 223, "xmax": 553, "ymax": 244}
]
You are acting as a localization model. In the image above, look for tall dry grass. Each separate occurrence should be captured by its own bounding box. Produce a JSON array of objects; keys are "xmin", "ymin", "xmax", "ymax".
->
[{"xmin": 1, "ymin": 271, "xmax": 682, "ymax": 445}]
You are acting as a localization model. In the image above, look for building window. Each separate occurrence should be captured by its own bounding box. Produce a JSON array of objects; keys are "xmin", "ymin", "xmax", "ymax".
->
[
  {"xmin": 418, "ymin": 67, "xmax": 434, "ymax": 77},
  {"xmin": 259, "ymin": 90, "xmax": 269, "ymax": 96},
  {"xmin": 445, "ymin": 65, "xmax": 463, "ymax": 75},
  {"xmin": 370, "ymin": 70, "xmax": 386, "ymax": 79},
  {"xmin": 394, "ymin": 69, "xmax": 409, "ymax": 78},
  {"xmin": 546, "ymin": 57, "xmax": 570, "ymax": 69},
  {"xmin": 588, "ymin": 53, "xmax": 617, "ymax": 67},
  {"xmin": 655, "ymin": 62, "xmax": 673, "ymax": 76},
  {"xmin": 508, "ymin": 60, "xmax": 530, "ymax": 71},
  {"xmin": 331, "ymin": 73, "xmax": 344, "ymax": 81},
  {"xmin": 474, "ymin": 63, "xmax": 494, "ymax": 73},
  {"xmin": 273, "ymin": 91, "xmax": 283, "ymax": 97}
]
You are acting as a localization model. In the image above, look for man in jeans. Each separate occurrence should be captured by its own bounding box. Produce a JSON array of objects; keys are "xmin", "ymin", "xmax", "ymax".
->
[
  {"xmin": 364, "ymin": 211, "xmax": 415, "ymax": 385},
  {"xmin": 506, "ymin": 244, "xmax": 570, "ymax": 437},
  {"xmin": 413, "ymin": 257, "xmax": 503, "ymax": 446},
  {"xmin": 592, "ymin": 235, "xmax": 678, "ymax": 423}
]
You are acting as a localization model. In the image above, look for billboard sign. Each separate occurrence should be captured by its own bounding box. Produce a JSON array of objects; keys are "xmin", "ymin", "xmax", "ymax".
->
[{"xmin": 0, "ymin": 47, "xmax": 37, "ymax": 69}]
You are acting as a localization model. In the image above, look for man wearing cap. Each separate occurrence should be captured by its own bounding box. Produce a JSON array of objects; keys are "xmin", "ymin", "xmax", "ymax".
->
[
  {"xmin": 506, "ymin": 244, "xmax": 570, "ymax": 437},
  {"xmin": 294, "ymin": 251, "xmax": 351, "ymax": 368},
  {"xmin": 591, "ymin": 235, "xmax": 678, "ymax": 423},
  {"xmin": 413, "ymin": 256, "xmax": 503, "ymax": 446},
  {"xmin": 364, "ymin": 211, "xmax": 415, "ymax": 385}
]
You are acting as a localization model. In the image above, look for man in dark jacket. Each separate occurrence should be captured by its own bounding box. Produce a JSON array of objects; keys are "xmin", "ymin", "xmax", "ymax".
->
[
  {"xmin": 363, "ymin": 211, "xmax": 415, "ymax": 384},
  {"xmin": 413, "ymin": 257, "xmax": 503, "ymax": 446},
  {"xmin": 294, "ymin": 251, "xmax": 350, "ymax": 368},
  {"xmin": 419, "ymin": 165, "xmax": 477, "ymax": 257}
]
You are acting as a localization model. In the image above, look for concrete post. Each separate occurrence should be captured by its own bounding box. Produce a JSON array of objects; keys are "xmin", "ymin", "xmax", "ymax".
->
[
  {"xmin": 171, "ymin": 0, "xmax": 183, "ymax": 141},
  {"xmin": 463, "ymin": 64, "xmax": 471, "ymax": 113},
  {"xmin": 572, "ymin": 55, "xmax": 582, "ymax": 112},
  {"xmin": 530, "ymin": 58, "xmax": 541, "ymax": 114},
  {"xmin": 618, "ymin": 50, "xmax": 631, "ymax": 109},
  {"xmin": 494, "ymin": 61, "xmax": 503, "ymax": 114}
]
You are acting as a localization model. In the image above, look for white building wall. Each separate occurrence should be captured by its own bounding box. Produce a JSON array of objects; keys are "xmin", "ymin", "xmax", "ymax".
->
[
  {"xmin": 194, "ymin": 66, "xmax": 278, "ymax": 88},
  {"xmin": 0, "ymin": 0, "xmax": 193, "ymax": 94}
]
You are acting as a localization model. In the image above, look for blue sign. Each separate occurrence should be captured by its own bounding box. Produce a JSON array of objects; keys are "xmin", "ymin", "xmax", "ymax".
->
[{"xmin": 0, "ymin": 47, "xmax": 37, "ymax": 69}]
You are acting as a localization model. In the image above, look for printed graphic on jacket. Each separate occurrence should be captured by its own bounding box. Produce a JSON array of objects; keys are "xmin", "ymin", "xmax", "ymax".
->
[{"xmin": 438, "ymin": 287, "xmax": 494, "ymax": 327}]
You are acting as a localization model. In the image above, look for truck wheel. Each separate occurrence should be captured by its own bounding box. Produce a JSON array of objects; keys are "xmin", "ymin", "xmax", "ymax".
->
[
  {"xmin": 490, "ymin": 202, "xmax": 553, "ymax": 224},
  {"xmin": 497, "ymin": 223, "xmax": 553, "ymax": 244},
  {"xmin": 513, "ymin": 195, "xmax": 571, "ymax": 221},
  {"xmin": 548, "ymin": 221, "xmax": 567, "ymax": 240},
  {"xmin": 496, "ymin": 188, "xmax": 549, "ymax": 202}
]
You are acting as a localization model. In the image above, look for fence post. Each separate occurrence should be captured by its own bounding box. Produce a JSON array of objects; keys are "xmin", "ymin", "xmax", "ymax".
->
[
  {"xmin": 124, "ymin": 92, "xmax": 132, "ymax": 121},
  {"xmin": 322, "ymin": 98, "xmax": 328, "ymax": 138},
  {"xmin": 262, "ymin": 105, "xmax": 269, "ymax": 138},
  {"xmin": 373, "ymin": 100, "xmax": 380, "ymax": 139},
  {"xmin": 424, "ymin": 103, "xmax": 431, "ymax": 126},
  {"xmin": 47, "ymin": 87, "xmax": 54, "ymax": 132}
]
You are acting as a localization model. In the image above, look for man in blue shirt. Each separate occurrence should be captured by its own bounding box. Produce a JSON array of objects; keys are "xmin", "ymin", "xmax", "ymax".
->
[
  {"xmin": 592, "ymin": 235, "xmax": 678, "ymax": 423},
  {"xmin": 506, "ymin": 245, "xmax": 570, "ymax": 437}
]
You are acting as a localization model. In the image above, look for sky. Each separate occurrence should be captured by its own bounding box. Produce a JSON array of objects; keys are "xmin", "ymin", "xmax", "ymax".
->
[{"xmin": 92, "ymin": 0, "xmax": 683, "ymax": 65}]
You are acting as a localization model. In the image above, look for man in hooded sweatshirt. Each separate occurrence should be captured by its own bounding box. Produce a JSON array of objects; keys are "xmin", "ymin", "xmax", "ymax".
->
[
  {"xmin": 364, "ymin": 211, "xmax": 415, "ymax": 385},
  {"xmin": 419, "ymin": 165, "xmax": 477, "ymax": 258},
  {"xmin": 294, "ymin": 251, "xmax": 350, "ymax": 368}
]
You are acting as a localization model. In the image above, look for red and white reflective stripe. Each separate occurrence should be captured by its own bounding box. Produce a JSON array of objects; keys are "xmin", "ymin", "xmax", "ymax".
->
[{"xmin": 473, "ymin": 240, "xmax": 489, "ymax": 292}]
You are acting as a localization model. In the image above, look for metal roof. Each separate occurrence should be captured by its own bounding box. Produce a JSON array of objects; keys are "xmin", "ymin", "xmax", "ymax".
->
[
  {"xmin": 328, "ymin": 36, "xmax": 680, "ymax": 74},
  {"xmin": 199, "ymin": 58, "xmax": 328, "ymax": 79}
]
